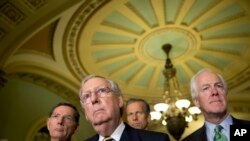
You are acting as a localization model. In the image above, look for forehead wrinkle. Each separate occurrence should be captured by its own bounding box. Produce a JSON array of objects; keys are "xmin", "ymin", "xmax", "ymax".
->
[{"xmin": 83, "ymin": 78, "xmax": 110, "ymax": 91}]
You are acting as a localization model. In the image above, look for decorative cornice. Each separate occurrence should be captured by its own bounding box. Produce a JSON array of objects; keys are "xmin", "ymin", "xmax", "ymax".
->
[
  {"xmin": 8, "ymin": 73, "xmax": 80, "ymax": 106},
  {"xmin": 65, "ymin": 0, "xmax": 110, "ymax": 80},
  {"xmin": 227, "ymin": 67, "xmax": 250, "ymax": 89},
  {"xmin": 0, "ymin": 1, "xmax": 26, "ymax": 26},
  {"xmin": 0, "ymin": 69, "xmax": 8, "ymax": 88},
  {"xmin": 228, "ymin": 104, "xmax": 250, "ymax": 113},
  {"xmin": 0, "ymin": 27, "xmax": 6, "ymax": 40},
  {"xmin": 23, "ymin": 0, "xmax": 47, "ymax": 12}
]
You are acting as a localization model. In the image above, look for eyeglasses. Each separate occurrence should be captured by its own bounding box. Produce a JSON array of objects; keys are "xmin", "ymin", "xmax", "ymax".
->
[
  {"xmin": 50, "ymin": 114, "xmax": 75, "ymax": 123},
  {"xmin": 200, "ymin": 82, "xmax": 225, "ymax": 95},
  {"xmin": 80, "ymin": 86, "xmax": 113, "ymax": 104}
]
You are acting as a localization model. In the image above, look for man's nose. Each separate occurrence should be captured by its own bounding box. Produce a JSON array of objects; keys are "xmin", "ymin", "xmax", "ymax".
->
[
  {"xmin": 56, "ymin": 117, "xmax": 64, "ymax": 124},
  {"xmin": 211, "ymin": 87, "xmax": 219, "ymax": 95},
  {"xmin": 132, "ymin": 114, "xmax": 138, "ymax": 120},
  {"xmin": 90, "ymin": 93, "xmax": 99, "ymax": 103}
]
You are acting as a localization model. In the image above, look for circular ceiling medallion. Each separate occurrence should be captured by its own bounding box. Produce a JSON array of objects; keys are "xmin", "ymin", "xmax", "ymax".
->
[{"xmin": 137, "ymin": 26, "xmax": 200, "ymax": 65}]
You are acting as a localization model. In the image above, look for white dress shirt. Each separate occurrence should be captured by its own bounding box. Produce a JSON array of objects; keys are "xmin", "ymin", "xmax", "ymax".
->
[{"xmin": 98, "ymin": 122, "xmax": 125, "ymax": 141}]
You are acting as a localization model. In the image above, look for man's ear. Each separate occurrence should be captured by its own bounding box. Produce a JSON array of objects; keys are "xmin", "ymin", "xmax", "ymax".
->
[
  {"xmin": 84, "ymin": 111, "xmax": 90, "ymax": 121},
  {"xmin": 46, "ymin": 118, "xmax": 50, "ymax": 131},
  {"xmin": 147, "ymin": 114, "xmax": 151, "ymax": 122},
  {"xmin": 193, "ymin": 98, "xmax": 200, "ymax": 108},
  {"xmin": 118, "ymin": 95, "xmax": 124, "ymax": 108},
  {"xmin": 74, "ymin": 124, "xmax": 80, "ymax": 133},
  {"xmin": 82, "ymin": 108, "xmax": 89, "ymax": 121}
]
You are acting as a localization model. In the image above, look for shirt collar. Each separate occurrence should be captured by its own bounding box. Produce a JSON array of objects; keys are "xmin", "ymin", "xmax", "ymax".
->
[
  {"xmin": 205, "ymin": 114, "xmax": 232, "ymax": 130},
  {"xmin": 205, "ymin": 114, "xmax": 232, "ymax": 141},
  {"xmin": 99, "ymin": 122, "xmax": 125, "ymax": 141}
]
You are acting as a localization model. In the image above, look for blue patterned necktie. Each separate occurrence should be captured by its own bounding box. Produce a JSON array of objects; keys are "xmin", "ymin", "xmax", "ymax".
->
[
  {"xmin": 103, "ymin": 136, "xmax": 113, "ymax": 141},
  {"xmin": 214, "ymin": 125, "xmax": 228, "ymax": 141}
]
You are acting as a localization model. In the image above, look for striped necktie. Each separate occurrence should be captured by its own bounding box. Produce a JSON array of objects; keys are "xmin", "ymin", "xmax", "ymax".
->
[
  {"xmin": 103, "ymin": 136, "xmax": 113, "ymax": 141},
  {"xmin": 214, "ymin": 125, "xmax": 228, "ymax": 141}
]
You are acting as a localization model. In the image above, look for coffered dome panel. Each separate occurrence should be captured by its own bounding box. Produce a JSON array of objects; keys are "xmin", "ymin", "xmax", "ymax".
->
[{"xmin": 64, "ymin": 0, "xmax": 250, "ymax": 101}]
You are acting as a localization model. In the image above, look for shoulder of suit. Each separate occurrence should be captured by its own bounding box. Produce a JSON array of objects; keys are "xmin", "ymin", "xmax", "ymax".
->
[{"xmin": 232, "ymin": 116, "xmax": 250, "ymax": 124}]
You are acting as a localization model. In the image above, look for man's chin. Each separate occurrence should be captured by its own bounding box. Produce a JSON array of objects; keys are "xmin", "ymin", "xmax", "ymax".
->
[
  {"xmin": 92, "ymin": 117, "xmax": 110, "ymax": 126},
  {"xmin": 132, "ymin": 124, "xmax": 142, "ymax": 129}
]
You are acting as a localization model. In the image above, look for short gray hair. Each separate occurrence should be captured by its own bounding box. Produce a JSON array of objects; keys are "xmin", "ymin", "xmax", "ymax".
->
[
  {"xmin": 79, "ymin": 75, "xmax": 124, "ymax": 115},
  {"xmin": 79, "ymin": 74, "xmax": 122, "ymax": 97},
  {"xmin": 190, "ymin": 68, "xmax": 227, "ymax": 99}
]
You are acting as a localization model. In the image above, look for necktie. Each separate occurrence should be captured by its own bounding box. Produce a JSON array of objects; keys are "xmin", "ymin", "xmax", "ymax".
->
[
  {"xmin": 103, "ymin": 136, "xmax": 113, "ymax": 141},
  {"xmin": 214, "ymin": 125, "xmax": 228, "ymax": 141}
]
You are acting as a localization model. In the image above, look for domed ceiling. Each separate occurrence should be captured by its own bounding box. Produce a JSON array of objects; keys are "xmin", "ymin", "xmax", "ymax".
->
[
  {"xmin": 0, "ymin": 0, "xmax": 250, "ymax": 115},
  {"xmin": 63, "ymin": 0, "xmax": 250, "ymax": 103},
  {"xmin": 0, "ymin": 0, "xmax": 250, "ymax": 140}
]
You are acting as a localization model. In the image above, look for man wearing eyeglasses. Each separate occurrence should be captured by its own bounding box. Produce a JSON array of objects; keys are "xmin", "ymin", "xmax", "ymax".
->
[
  {"xmin": 182, "ymin": 68, "xmax": 250, "ymax": 141},
  {"xmin": 47, "ymin": 102, "xmax": 80, "ymax": 141},
  {"xmin": 79, "ymin": 75, "xmax": 170, "ymax": 141}
]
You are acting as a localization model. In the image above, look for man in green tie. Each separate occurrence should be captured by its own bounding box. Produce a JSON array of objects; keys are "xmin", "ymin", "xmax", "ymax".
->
[
  {"xmin": 214, "ymin": 125, "xmax": 227, "ymax": 141},
  {"xmin": 182, "ymin": 68, "xmax": 250, "ymax": 141}
]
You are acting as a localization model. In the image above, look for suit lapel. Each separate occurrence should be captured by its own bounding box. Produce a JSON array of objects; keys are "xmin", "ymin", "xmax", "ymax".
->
[
  {"xmin": 192, "ymin": 124, "xmax": 208, "ymax": 141},
  {"xmin": 120, "ymin": 123, "xmax": 141, "ymax": 141},
  {"xmin": 87, "ymin": 134, "xmax": 99, "ymax": 141},
  {"xmin": 200, "ymin": 124, "xmax": 208, "ymax": 141}
]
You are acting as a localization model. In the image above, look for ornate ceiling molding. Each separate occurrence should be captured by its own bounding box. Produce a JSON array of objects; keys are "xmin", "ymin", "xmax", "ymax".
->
[
  {"xmin": 62, "ymin": 0, "xmax": 250, "ymax": 102},
  {"xmin": 8, "ymin": 72, "xmax": 80, "ymax": 107},
  {"xmin": 64, "ymin": 0, "xmax": 109, "ymax": 80}
]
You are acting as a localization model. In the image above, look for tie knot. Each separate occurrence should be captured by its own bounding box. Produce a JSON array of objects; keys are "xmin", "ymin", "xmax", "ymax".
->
[
  {"xmin": 103, "ymin": 136, "xmax": 113, "ymax": 141},
  {"xmin": 215, "ymin": 125, "xmax": 223, "ymax": 132},
  {"xmin": 214, "ymin": 125, "xmax": 228, "ymax": 141}
]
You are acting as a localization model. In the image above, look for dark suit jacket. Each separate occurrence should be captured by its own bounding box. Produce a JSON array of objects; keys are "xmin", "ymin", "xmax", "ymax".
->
[
  {"xmin": 182, "ymin": 116, "xmax": 250, "ymax": 141},
  {"xmin": 85, "ymin": 123, "xmax": 170, "ymax": 141}
]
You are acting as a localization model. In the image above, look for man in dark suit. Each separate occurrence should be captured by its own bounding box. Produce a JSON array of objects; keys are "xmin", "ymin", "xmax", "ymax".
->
[
  {"xmin": 79, "ymin": 75, "xmax": 170, "ymax": 141},
  {"xmin": 86, "ymin": 122, "xmax": 169, "ymax": 141},
  {"xmin": 125, "ymin": 98, "xmax": 151, "ymax": 130},
  {"xmin": 182, "ymin": 68, "xmax": 250, "ymax": 141},
  {"xmin": 47, "ymin": 102, "xmax": 80, "ymax": 141}
]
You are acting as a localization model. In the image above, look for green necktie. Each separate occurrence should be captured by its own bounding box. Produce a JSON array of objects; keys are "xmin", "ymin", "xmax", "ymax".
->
[
  {"xmin": 214, "ymin": 125, "xmax": 228, "ymax": 141},
  {"xmin": 103, "ymin": 136, "xmax": 113, "ymax": 141}
]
